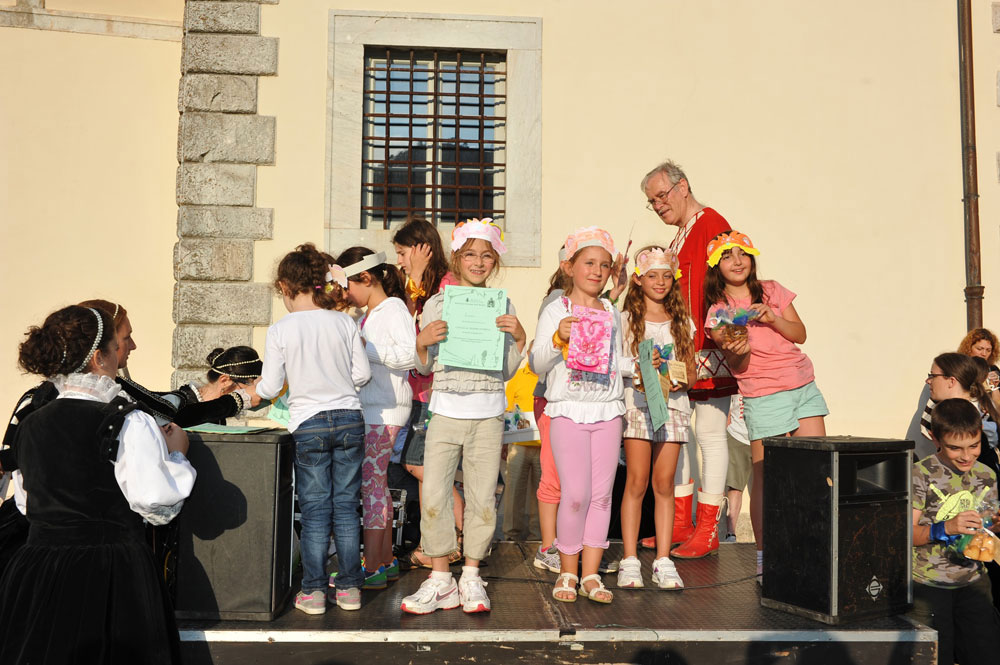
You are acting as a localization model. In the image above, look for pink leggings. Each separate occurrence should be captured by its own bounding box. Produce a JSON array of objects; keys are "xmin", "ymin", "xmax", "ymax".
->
[
  {"xmin": 549, "ymin": 416, "xmax": 623, "ymax": 554},
  {"xmin": 534, "ymin": 397, "xmax": 560, "ymax": 505}
]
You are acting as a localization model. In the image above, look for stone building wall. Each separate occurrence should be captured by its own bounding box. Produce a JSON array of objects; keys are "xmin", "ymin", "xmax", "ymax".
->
[{"xmin": 173, "ymin": 0, "xmax": 278, "ymax": 387}]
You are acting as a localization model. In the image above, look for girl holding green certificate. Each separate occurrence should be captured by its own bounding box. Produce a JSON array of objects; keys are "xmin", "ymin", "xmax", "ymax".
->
[{"xmin": 400, "ymin": 219, "xmax": 526, "ymax": 616}]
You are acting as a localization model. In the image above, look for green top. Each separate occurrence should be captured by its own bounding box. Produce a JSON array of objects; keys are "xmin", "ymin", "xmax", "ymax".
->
[{"xmin": 912, "ymin": 454, "xmax": 996, "ymax": 588}]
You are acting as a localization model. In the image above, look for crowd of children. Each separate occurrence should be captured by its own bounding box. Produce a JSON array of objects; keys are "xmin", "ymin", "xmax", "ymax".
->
[
  {"xmin": 7, "ymin": 166, "xmax": 1000, "ymax": 664},
  {"xmin": 246, "ymin": 199, "xmax": 851, "ymax": 617}
]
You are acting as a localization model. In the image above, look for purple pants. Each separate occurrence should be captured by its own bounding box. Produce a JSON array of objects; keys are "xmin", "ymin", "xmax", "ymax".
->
[{"xmin": 549, "ymin": 416, "xmax": 623, "ymax": 554}]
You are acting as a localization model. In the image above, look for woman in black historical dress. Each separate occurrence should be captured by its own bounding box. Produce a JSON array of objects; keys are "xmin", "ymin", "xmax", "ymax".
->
[{"xmin": 0, "ymin": 305, "xmax": 197, "ymax": 664}]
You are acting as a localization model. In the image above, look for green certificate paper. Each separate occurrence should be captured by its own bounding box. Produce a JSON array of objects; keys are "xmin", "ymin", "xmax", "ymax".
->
[
  {"xmin": 438, "ymin": 285, "xmax": 507, "ymax": 371},
  {"xmin": 638, "ymin": 338, "xmax": 670, "ymax": 432}
]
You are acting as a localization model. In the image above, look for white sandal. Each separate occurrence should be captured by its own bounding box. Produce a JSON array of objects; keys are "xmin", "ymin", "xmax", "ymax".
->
[
  {"xmin": 579, "ymin": 573, "xmax": 613, "ymax": 604},
  {"xmin": 552, "ymin": 572, "xmax": 578, "ymax": 603}
]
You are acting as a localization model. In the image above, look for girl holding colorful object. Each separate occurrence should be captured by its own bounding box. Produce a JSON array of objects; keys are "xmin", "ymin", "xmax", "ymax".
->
[
  {"xmin": 531, "ymin": 227, "xmax": 630, "ymax": 605},
  {"xmin": 336, "ymin": 246, "xmax": 415, "ymax": 590},
  {"xmin": 703, "ymin": 231, "xmax": 828, "ymax": 575},
  {"xmin": 400, "ymin": 219, "xmax": 526, "ymax": 615},
  {"xmin": 617, "ymin": 246, "xmax": 694, "ymax": 590},
  {"xmin": 256, "ymin": 243, "xmax": 372, "ymax": 615}
]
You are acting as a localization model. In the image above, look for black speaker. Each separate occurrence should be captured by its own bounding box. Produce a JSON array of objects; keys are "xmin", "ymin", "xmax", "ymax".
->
[
  {"xmin": 174, "ymin": 430, "xmax": 294, "ymax": 621},
  {"xmin": 761, "ymin": 436, "xmax": 914, "ymax": 624}
]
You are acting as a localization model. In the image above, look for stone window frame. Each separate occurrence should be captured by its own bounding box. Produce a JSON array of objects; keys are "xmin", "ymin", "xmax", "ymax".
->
[{"xmin": 325, "ymin": 10, "xmax": 542, "ymax": 267}]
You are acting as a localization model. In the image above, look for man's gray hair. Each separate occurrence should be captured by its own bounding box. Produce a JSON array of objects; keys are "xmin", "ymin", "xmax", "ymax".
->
[{"xmin": 640, "ymin": 160, "xmax": 691, "ymax": 196}]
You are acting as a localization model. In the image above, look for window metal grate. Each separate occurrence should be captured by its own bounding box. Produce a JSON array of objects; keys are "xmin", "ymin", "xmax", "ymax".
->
[{"xmin": 361, "ymin": 47, "xmax": 507, "ymax": 230}]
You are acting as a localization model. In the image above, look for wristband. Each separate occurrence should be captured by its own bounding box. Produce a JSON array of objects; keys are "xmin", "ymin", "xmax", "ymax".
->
[
  {"xmin": 930, "ymin": 521, "xmax": 959, "ymax": 545},
  {"xmin": 551, "ymin": 331, "xmax": 569, "ymax": 361}
]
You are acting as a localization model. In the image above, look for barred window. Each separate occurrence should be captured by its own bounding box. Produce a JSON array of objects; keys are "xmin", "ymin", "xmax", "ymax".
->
[{"xmin": 361, "ymin": 47, "xmax": 507, "ymax": 230}]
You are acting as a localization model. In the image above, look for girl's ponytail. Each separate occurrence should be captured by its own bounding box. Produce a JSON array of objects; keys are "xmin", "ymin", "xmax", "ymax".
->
[{"xmin": 274, "ymin": 243, "xmax": 343, "ymax": 310}]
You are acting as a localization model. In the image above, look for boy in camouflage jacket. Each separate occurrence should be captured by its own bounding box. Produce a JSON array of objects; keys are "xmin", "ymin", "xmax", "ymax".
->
[{"xmin": 910, "ymin": 398, "xmax": 1000, "ymax": 665}]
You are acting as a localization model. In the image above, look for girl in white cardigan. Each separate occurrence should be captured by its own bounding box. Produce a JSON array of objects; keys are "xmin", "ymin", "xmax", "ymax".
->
[{"xmin": 337, "ymin": 246, "xmax": 416, "ymax": 589}]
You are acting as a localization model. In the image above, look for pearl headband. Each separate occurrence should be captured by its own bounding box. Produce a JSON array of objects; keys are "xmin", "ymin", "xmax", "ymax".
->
[{"xmin": 72, "ymin": 308, "xmax": 104, "ymax": 374}]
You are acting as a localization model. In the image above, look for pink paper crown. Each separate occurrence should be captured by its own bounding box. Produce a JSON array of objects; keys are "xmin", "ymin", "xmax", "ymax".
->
[
  {"xmin": 451, "ymin": 218, "xmax": 507, "ymax": 255},
  {"xmin": 564, "ymin": 226, "xmax": 616, "ymax": 258},
  {"xmin": 634, "ymin": 247, "xmax": 681, "ymax": 279},
  {"xmin": 318, "ymin": 264, "xmax": 348, "ymax": 292}
]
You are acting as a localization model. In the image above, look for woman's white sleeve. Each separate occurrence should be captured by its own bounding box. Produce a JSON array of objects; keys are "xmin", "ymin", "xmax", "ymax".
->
[{"xmin": 114, "ymin": 411, "xmax": 197, "ymax": 525}]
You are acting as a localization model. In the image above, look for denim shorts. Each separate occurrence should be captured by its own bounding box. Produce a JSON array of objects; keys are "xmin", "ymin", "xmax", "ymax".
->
[
  {"xmin": 401, "ymin": 399, "xmax": 431, "ymax": 467},
  {"xmin": 742, "ymin": 381, "xmax": 829, "ymax": 440}
]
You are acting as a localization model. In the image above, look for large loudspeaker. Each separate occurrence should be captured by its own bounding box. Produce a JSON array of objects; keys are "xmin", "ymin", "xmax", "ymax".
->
[
  {"xmin": 174, "ymin": 430, "xmax": 294, "ymax": 621},
  {"xmin": 761, "ymin": 436, "xmax": 913, "ymax": 624}
]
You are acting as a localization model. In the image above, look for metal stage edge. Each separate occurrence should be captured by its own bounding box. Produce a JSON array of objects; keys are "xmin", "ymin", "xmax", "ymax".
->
[{"xmin": 178, "ymin": 542, "xmax": 936, "ymax": 665}]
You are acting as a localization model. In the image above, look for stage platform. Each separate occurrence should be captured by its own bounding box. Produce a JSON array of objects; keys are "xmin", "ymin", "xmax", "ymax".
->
[{"xmin": 178, "ymin": 542, "xmax": 935, "ymax": 664}]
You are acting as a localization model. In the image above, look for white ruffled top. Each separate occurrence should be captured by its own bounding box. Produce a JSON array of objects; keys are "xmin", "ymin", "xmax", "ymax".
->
[{"xmin": 11, "ymin": 373, "xmax": 197, "ymax": 526}]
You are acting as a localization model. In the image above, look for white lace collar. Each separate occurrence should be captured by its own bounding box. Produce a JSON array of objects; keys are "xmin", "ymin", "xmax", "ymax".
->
[{"xmin": 49, "ymin": 373, "xmax": 130, "ymax": 403}]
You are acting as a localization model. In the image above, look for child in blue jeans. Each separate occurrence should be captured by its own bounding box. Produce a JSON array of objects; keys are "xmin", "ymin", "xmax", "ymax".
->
[{"xmin": 257, "ymin": 243, "xmax": 372, "ymax": 615}]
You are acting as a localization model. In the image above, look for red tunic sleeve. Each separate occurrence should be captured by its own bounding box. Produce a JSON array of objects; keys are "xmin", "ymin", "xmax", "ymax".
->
[{"xmin": 676, "ymin": 208, "xmax": 731, "ymax": 352}]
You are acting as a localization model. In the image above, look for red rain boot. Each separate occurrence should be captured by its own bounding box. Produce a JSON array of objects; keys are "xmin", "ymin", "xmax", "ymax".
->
[
  {"xmin": 670, "ymin": 481, "xmax": 695, "ymax": 546},
  {"xmin": 644, "ymin": 481, "xmax": 694, "ymax": 549},
  {"xmin": 671, "ymin": 491, "xmax": 724, "ymax": 559}
]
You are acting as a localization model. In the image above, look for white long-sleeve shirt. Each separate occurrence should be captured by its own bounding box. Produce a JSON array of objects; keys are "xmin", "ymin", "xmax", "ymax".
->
[
  {"xmin": 358, "ymin": 297, "xmax": 416, "ymax": 427},
  {"xmin": 13, "ymin": 378, "xmax": 197, "ymax": 526},
  {"xmin": 530, "ymin": 296, "xmax": 630, "ymax": 424},
  {"xmin": 257, "ymin": 309, "xmax": 372, "ymax": 432}
]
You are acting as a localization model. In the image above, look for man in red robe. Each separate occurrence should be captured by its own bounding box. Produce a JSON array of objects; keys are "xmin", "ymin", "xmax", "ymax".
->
[{"xmin": 640, "ymin": 160, "xmax": 738, "ymax": 558}]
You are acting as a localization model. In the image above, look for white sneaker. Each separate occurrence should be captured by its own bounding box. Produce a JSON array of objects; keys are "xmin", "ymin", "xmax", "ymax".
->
[
  {"xmin": 458, "ymin": 574, "xmax": 491, "ymax": 613},
  {"xmin": 400, "ymin": 575, "xmax": 460, "ymax": 615},
  {"xmin": 616, "ymin": 556, "xmax": 644, "ymax": 588},
  {"xmin": 651, "ymin": 556, "xmax": 684, "ymax": 589}
]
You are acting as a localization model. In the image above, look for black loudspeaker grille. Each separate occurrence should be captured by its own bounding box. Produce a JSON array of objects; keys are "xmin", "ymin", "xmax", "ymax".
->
[
  {"xmin": 175, "ymin": 431, "xmax": 294, "ymax": 621},
  {"xmin": 761, "ymin": 436, "xmax": 913, "ymax": 624}
]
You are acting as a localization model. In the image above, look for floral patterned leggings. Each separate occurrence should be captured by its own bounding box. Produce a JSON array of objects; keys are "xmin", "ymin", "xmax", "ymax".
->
[{"xmin": 362, "ymin": 424, "xmax": 400, "ymax": 529}]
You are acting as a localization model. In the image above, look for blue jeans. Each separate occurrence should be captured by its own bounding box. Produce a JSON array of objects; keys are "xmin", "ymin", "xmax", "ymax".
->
[{"xmin": 293, "ymin": 409, "xmax": 364, "ymax": 592}]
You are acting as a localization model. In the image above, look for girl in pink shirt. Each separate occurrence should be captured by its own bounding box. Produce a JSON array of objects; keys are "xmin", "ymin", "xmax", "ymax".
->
[{"xmin": 702, "ymin": 231, "xmax": 828, "ymax": 575}]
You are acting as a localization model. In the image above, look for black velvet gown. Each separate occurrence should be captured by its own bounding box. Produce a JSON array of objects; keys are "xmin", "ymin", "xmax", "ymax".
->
[{"xmin": 0, "ymin": 397, "xmax": 181, "ymax": 665}]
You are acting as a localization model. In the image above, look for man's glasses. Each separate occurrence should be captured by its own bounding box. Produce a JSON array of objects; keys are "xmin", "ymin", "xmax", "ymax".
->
[{"xmin": 646, "ymin": 181, "xmax": 680, "ymax": 211}]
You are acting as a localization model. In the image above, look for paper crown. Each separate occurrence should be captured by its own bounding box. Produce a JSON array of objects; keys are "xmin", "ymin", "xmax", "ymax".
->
[
  {"xmin": 706, "ymin": 231, "xmax": 759, "ymax": 267},
  {"xmin": 324, "ymin": 264, "xmax": 348, "ymax": 290},
  {"xmin": 634, "ymin": 247, "xmax": 681, "ymax": 280},
  {"xmin": 451, "ymin": 218, "xmax": 507, "ymax": 255},
  {"xmin": 564, "ymin": 226, "xmax": 616, "ymax": 258},
  {"xmin": 342, "ymin": 251, "xmax": 387, "ymax": 278}
]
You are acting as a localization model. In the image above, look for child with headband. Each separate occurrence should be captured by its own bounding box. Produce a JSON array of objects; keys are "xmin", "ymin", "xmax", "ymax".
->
[
  {"xmin": 531, "ymin": 227, "xmax": 630, "ymax": 605},
  {"xmin": 617, "ymin": 246, "xmax": 694, "ymax": 590},
  {"xmin": 391, "ymin": 218, "xmax": 464, "ymax": 568},
  {"xmin": 257, "ymin": 243, "xmax": 372, "ymax": 616},
  {"xmin": 703, "ymin": 231, "xmax": 828, "ymax": 577},
  {"xmin": 335, "ymin": 246, "xmax": 414, "ymax": 591},
  {"xmin": 400, "ymin": 219, "xmax": 526, "ymax": 615}
]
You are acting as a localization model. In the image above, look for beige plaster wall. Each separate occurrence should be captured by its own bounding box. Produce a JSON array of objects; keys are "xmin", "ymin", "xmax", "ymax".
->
[
  {"xmin": 43, "ymin": 0, "xmax": 182, "ymax": 22},
  {"xmin": 3, "ymin": 0, "xmax": 999, "ymax": 444},
  {"xmin": 0, "ymin": 27, "xmax": 181, "ymax": 409},
  {"xmin": 255, "ymin": 0, "xmax": 980, "ymax": 438},
  {"xmin": 976, "ymin": 2, "xmax": 1000, "ymax": 346}
]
